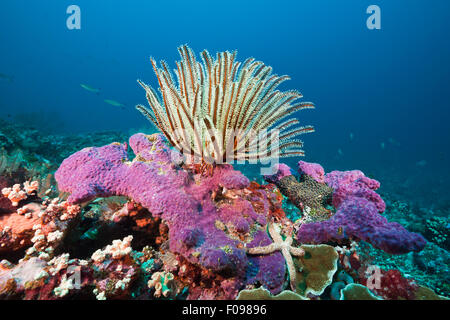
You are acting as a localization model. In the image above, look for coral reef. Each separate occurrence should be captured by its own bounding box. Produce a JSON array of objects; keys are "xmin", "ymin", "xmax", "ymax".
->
[
  {"xmin": 297, "ymin": 160, "xmax": 325, "ymax": 183},
  {"xmin": 339, "ymin": 283, "xmax": 381, "ymax": 300},
  {"xmin": 55, "ymin": 133, "xmax": 288, "ymax": 296},
  {"xmin": 325, "ymin": 169, "xmax": 385, "ymax": 213},
  {"xmin": 263, "ymin": 163, "xmax": 333, "ymax": 220},
  {"xmin": 292, "ymin": 244, "xmax": 338, "ymax": 297},
  {"xmin": 264, "ymin": 162, "xmax": 426, "ymax": 254},
  {"xmin": 246, "ymin": 222, "xmax": 305, "ymax": 291},
  {"xmin": 0, "ymin": 119, "xmax": 445, "ymax": 300},
  {"xmin": 1, "ymin": 182, "xmax": 80, "ymax": 259},
  {"xmin": 296, "ymin": 197, "xmax": 426, "ymax": 254},
  {"xmin": 236, "ymin": 287, "xmax": 306, "ymax": 300},
  {"xmin": 424, "ymin": 217, "xmax": 449, "ymax": 250}
]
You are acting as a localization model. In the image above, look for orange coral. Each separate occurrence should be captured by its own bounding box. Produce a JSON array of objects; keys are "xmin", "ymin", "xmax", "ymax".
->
[
  {"xmin": 1, "ymin": 181, "xmax": 39, "ymax": 207},
  {"xmin": 2, "ymin": 184, "xmax": 27, "ymax": 206},
  {"xmin": 23, "ymin": 181, "xmax": 39, "ymax": 195}
]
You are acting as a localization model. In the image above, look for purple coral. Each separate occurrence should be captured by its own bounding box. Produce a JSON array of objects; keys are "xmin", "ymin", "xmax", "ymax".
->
[
  {"xmin": 55, "ymin": 133, "xmax": 285, "ymax": 295},
  {"xmin": 261, "ymin": 162, "xmax": 426, "ymax": 254},
  {"xmin": 293, "ymin": 166, "xmax": 426, "ymax": 254},
  {"xmin": 245, "ymin": 229, "xmax": 285, "ymax": 293},
  {"xmin": 54, "ymin": 143, "xmax": 129, "ymax": 204},
  {"xmin": 325, "ymin": 170, "xmax": 385, "ymax": 212},
  {"xmin": 263, "ymin": 163, "xmax": 293, "ymax": 184},
  {"xmin": 298, "ymin": 160, "xmax": 325, "ymax": 183},
  {"xmin": 296, "ymin": 197, "xmax": 426, "ymax": 254},
  {"xmin": 55, "ymin": 132, "xmax": 426, "ymax": 298}
]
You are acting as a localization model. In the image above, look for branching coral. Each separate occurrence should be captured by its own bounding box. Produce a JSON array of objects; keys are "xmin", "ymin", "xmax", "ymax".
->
[{"xmin": 136, "ymin": 45, "xmax": 314, "ymax": 164}]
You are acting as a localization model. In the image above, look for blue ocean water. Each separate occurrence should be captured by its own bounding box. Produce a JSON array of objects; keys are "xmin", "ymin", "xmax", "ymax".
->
[
  {"xmin": 0, "ymin": 0, "xmax": 449, "ymax": 204},
  {"xmin": 1, "ymin": 0, "xmax": 450, "ymax": 301}
]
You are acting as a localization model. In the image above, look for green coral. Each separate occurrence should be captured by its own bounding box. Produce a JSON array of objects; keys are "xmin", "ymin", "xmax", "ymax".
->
[
  {"xmin": 340, "ymin": 284, "xmax": 382, "ymax": 300},
  {"xmin": 425, "ymin": 217, "xmax": 449, "ymax": 249},
  {"xmin": 293, "ymin": 244, "xmax": 339, "ymax": 298},
  {"xmin": 236, "ymin": 287, "xmax": 307, "ymax": 300}
]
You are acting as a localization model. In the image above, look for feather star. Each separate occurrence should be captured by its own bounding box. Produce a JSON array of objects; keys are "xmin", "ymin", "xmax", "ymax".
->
[{"xmin": 246, "ymin": 222, "xmax": 305, "ymax": 291}]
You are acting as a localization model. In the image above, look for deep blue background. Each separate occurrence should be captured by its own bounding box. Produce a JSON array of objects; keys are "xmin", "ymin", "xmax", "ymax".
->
[{"xmin": 0, "ymin": 0, "xmax": 449, "ymax": 182}]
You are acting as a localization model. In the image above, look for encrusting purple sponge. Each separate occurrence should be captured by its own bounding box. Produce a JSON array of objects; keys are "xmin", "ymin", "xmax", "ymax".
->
[
  {"xmin": 262, "ymin": 161, "xmax": 426, "ymax": 255},
  {"xmin": 55, "ymin": 133, "xmax": 286, "ymax": 295},
  {"xmin": 296, "ymin": 196, "xmax": 426, "ymax": 254},
  {"xmin": 298, "ymin": 160, "xmax": 325, "ymax": 183},
  {"xmin": 325, "ymin": 170, "xmax": 386, "ymax": 213},
  {"xmin": 295, "ymin": 163, "xmax": 426, "ymax": 254}
]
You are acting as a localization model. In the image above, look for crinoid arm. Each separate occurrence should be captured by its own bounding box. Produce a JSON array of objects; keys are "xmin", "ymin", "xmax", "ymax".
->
[{"xmin": 136, "ymin": 45, "xmax": 315, "ymax": 165}]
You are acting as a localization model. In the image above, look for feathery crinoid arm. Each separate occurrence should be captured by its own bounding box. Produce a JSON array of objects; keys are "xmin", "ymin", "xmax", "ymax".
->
[{"xmin": 137, "ymin": 45, "xmax": 315, "ymax": 164}]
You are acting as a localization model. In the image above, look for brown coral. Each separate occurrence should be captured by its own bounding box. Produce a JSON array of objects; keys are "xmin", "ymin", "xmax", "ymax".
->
[{"xmin": 276, "ymin": 174, "xmax": 333, "ymax": 221}]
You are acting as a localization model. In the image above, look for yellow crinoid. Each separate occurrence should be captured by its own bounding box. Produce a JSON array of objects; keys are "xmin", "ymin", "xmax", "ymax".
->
[{"xmin": 136, "ymin": 45, "xmax": 314, "ymax": 164}]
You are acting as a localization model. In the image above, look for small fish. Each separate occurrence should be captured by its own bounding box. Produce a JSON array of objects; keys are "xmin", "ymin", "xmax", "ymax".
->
[
  {"xmin": 388, "ymin": 137, "xmax": 400, "ymax": 146},
  {"xmin": 416, "ymin": 160, "xmax": 427, "ymax": 167},
  {"xmin": 337, "ymin": 226, "xmax": 343, "ymax": 236},
  {"xmin": 0, "ymin": 73, "xmax": 14, "ymax": 82},
  {"xmin": 338, "ymin": 148, "xmax": 343, "ymax": 156},
  {"xmin": 349, "ymin": 133, "xmax": 354, "ymax": 141},
  {"xmin": 104, "ymin": 99, "xmax": 125, "ymax": 108},
  {"xmin": 80, "ymin": 227, "xmax": 99, "ymax": 240},
  {"xmin": 380, "ymin": 142, "xmax": 385, "ymax": 149},
  {"xmin": 80, "ymin": 84, "xmax": 100, "ymax": 94}
]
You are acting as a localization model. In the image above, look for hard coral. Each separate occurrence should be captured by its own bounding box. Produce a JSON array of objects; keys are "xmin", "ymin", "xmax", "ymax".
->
[
  {"xmin": 360, "ymin": 269, "xmax": 418, "ymax": 300},
  {"xmin": 0, "ymin": 190, "xmax": 80, "ymax": 257},
  {"xmin": 339, "ymin": 283, "xmax": 381, "ymax": 300},
  {"xmin": 237, "ymin": 287, "xmax": 306, "ymax": 300},
  {"xmin": 264, "ymin": 163, "xmax": 333, "ymax": 220},
  {"xmin": 90, "ymin": 236, "xmax": 139, "ymax": 300},
  {"xmin": 2, "ymin": 184, "xmax": 28, "ymax": 206},
  {"xmin": 292, "ymin": 244, "xmax": 338, "ymax": 298},
  {"xmin": 147, "ymin": 271, "xmax": 180, "ymax": 299}
]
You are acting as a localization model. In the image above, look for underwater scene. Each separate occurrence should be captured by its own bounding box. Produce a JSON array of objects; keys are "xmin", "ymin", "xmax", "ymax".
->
[{"xmin": 0, "ymin": 0, "xmax": 449, "ymax": 303}]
